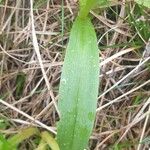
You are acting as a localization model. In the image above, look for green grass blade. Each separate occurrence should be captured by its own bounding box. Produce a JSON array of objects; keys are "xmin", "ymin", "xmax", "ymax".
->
[{"xmin": 57, "ymin": 16, "xmax": 99, "ymax": 150}]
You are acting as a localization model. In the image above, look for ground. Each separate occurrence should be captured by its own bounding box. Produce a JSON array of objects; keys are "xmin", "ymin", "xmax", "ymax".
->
[{"xmin": 0, "ymin": 0, "xmax": 150, "ymax": 149}]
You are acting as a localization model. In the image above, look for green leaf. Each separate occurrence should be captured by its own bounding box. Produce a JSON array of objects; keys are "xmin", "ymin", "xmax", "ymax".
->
[
  {"xmin": 7, "ymin": 127, "xmax": 39, "ymax": 148},
  {"xmin": 15, "ymin": 72, "xmax": 26, "ymax": 99},
  {"xmin": 79, "ymin": 0, "xmax": 110, "ymax": 18},
  {"xmin": 35, "ymin": 140, "xmax": 47, "ymax": 150},
  {"xmin": 41, "ymin": 131, "xmax": 60, "ymax": 150},
  {"xmin": 79, "ymin": 0, "xmax": 108, "ymax": 6},
  {"xmin": 0, "ymin": 134, "xmax": 11, "ymax": 150},
  {"xmin": 57, "ymin": 16, "xmax": 99, "ymax": 150},
  {"xmin": 79, "ymin": 0, "xmax": 97, "ymax": 18},
  {"xmin": 135, "ymin": 0, "xmax": 150, "ymax": 8}
]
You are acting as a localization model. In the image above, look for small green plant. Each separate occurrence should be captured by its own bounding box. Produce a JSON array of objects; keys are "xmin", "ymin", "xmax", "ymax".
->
[
  {"xmin": 56, "ymin": 0, "xmax": 104, "ymax": 149},
  {"xmin": 112, "ymin": 141, "xmax": 138, "ymax": 150},
  {"xmin": 57, "ymin": 0, "xmax": 150, "ymax": 149},
  {"xmin": 0, "ymin": 127, "xmax": 59, "ymax": 150},
  {"xmin": 1, "ymin": 1, "xmax": 149, "ymax": 150}
]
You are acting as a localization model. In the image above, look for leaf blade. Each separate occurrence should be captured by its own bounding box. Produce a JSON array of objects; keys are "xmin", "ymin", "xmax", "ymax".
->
[
  {"xmin": 41, "ymin": 131, "xmax": 60, "ymax": 150},
  {"xmin": 8, "ymin": 127, "xmax": 39, "ymax": 147},
  {"xmin": 57, "ymin": 17, "xmax": 99, "ymax": 150},
  {"xmin": 79, "ymin": 0, "xmax": 110, "ymax": 18}
]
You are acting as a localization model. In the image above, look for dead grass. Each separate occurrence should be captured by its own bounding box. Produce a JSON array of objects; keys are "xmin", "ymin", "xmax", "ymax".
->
[{"xmin": 0, "ymin": 0, "xmax": 150, "ymax": 149}]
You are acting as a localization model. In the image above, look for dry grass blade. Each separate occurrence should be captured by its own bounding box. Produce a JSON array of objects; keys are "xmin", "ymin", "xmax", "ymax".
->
[
  {"xmin": 97, "ymin": 78, "xmax": 150, "ymax": 112},
  {"xmin": 100, "ymin": 47, "xmax": 137, "ymax": 66},
  {"xmin": 0, "ymin": 98, "xmax": 56, "ymax": 134},
  {"xmin": 29, "ymin": 0, "xmax": 59, "ymax": 115},
  {"xmin": 137, "ymin": 105, "xmax": 150, "ymax": 150},
  {"xmin": 98, "ymin": 56, "xmax": 150, "ymax": 99}
]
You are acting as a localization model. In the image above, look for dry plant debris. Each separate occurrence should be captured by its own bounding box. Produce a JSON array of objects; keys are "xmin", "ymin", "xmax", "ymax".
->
[{"xmin": 0, "ymin": 0, "xmax": 150, "ymax": 149}]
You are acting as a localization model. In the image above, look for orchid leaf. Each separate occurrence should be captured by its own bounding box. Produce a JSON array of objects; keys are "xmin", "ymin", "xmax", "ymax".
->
[
  {"xmin": 57, "ymin": 16, "xmax": 99, "ymax": 150},
  {"xmin": 79, "ymin": 0, "xmax": 109, "ymax": 18}
]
